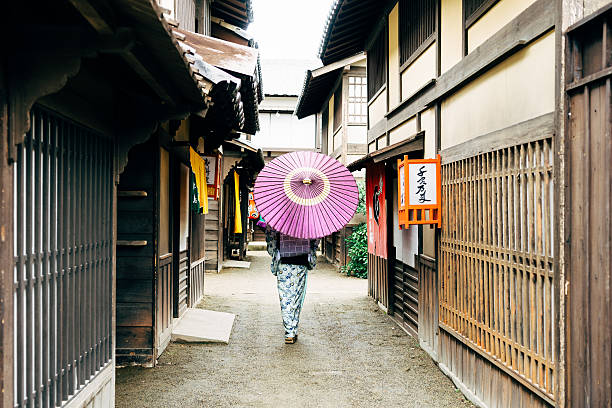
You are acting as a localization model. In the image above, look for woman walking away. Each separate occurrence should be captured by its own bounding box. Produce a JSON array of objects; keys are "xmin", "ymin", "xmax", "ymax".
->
[{"xmin": 266, "ymin": 228, "xmax": 318, "ymax": 344}]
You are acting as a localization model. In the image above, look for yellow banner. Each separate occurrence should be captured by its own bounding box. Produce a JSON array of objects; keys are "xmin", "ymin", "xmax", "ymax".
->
[
  {"xmin": 233, "ymin": 171, "xmax": 242, "ymax": 234},
  {"xmin": 189, "ymin": 147, "xmax": 209, "ymax": 214}
]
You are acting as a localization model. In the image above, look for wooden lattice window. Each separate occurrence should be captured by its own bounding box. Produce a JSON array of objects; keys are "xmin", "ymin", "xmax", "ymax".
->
[
  {"xmin": 399, "ymin": 0, "xmax": 436, "ymax": 67},
  {"xmin": 439, "ymin": 137, "xmax": 555, "ymax": 402},
  {"xmin": 367, "ymin": 27, "xmax": 387, "ymax": 101},
  {"xmin": 322, "ymin": 107, "xmax": 329, "ymax": 154},
  {"xmin": 463, "ymin": 0, "xmax": 499, "ymax": 28},
  {"xmin": 333, "ymin": 85, "xmax": 342, "ymax": 132},
  {"xmin": 348, "ymin": 76, "xmax": 367, "ymax": 124}
]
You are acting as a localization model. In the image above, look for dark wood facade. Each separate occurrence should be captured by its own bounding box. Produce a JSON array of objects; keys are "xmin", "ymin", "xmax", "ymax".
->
[
  {"xmin": 116, "ymin": 136, "xmax": 161, "ymax": 365},
  {"xmin": 564, "ymin": 8, "xmax": 612, "ymax": 407}
]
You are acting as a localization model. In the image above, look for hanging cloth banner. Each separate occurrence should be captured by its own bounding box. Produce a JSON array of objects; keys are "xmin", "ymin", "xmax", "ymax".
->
[
  {"xmin": 233, "ymin": 171, "xmax": 242, "ymax": 233},
  {"xmin": 190, "ymin": 171, "xmax": 201, "ymax": 213},
  {"xmin": 189, "ymin": 147, "xmax": 209, "ymax": 214},
  {"xmin": 248, "ymin": 192, "xmax": 259, "ymax": 219},
  {"xmin": 203, "ymin": 154, "xmax": 221, "ymax": 200},
  {"xmin": 366, "ymin": 162, "xmax": 387, "ymax": 258}
]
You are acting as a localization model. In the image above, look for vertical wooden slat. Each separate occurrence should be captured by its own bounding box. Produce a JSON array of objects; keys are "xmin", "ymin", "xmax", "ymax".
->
[
  {"xmin": 15, "ymin": 118, "xmax": 25, "ymax": 408},
  {"xmin": 49, "ymin": 114, "xmax": 58, "ymax": 407},
  {"xmin": 33, "ymin": 112, "xmax": 43, "ymax": 407}
]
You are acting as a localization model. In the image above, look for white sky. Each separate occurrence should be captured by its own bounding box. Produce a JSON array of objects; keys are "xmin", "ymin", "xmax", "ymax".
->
[{"xmin": 247, "ymin": 0, "xmax": 336, "ymax": 61}]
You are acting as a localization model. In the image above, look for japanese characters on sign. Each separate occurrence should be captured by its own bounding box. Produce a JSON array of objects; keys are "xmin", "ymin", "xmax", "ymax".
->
[
  {"xmin": 397, "ymin": 154, "xmax": 441, "ymax": 228},
  {"xmin": 203, "ymin": 154, "xmax": 221, "ymax": 200}
]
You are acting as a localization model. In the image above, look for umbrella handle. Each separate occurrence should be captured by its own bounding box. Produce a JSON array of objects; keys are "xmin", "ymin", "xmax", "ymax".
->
[{"xmin": 302, "ymin": 178, "xmax": 312, "ymax": 185}]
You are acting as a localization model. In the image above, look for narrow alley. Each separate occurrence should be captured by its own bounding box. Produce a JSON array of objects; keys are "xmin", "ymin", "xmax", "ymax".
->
[{"xmin": 116, "ymin": 252, "xmax": 472, "ymax": 408}]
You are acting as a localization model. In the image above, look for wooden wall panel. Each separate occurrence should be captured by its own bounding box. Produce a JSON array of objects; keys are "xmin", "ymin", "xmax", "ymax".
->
[
  {"xmin": 368, "ymin": 253, "xmax": 389, "ymax": 308},
  {"xmin": 565, "ymin": 11, "xmax": 612, "ymax": 407},
  {"xmin": 203, "ymin": 199, "xmax": 220, "ymax": 271},
  {"xmin": 189, "ymin": 259, "xmax": 205, "ymax": 307},
  {"xmin": 439, "ymin": 330, "xmax": 551, "ymax": 408},
  {"xmin": 390, "ymin": 259, "xmax": 419, "ymax": 336},
  {"xmin": 116, "ymin": 138, "xmax": 157, "ymax": 365},
  {"xmin": 417, "ymin": 254, "xmax": 438, "ymax": 359}
]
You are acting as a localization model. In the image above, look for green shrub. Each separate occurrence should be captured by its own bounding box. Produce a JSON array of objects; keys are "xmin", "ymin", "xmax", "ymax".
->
[
  {"xmin": 355, "ymin": 179, "xmax": 366, "ymax": 215},
  {"xmin": 342, "ymin": 223, "xmax": 368, "ymax": 279}
]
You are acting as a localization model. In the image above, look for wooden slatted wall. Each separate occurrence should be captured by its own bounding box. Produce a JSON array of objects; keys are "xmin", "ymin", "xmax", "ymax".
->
[
  {"xmin": 368, "ymin": 253, "xmax": 389, "ymax": 308},
  {"xmin": 14, "ymin": 107, "xmax": 114, "ymax": 407},
  {"xmin": 177, "ymin": 250, "xmax": 189, "ymax": 317},
  {"xmin": 565, "ymin": 10, "xmax": 612, "ymax": 407},
  {"xmin": 391, "ymin": 259, "xmax": 419, "ymax": 336},
  {"xmin": 417, "ymin": 254, "xmax": 438, "ymax": 359},
  {"xmin": 204, "ymin": 199, "xmax": 220, "ymax": 271},
  {"xmin": 439, "ymin": 137, "xmax": 555, "ymax": 404}
]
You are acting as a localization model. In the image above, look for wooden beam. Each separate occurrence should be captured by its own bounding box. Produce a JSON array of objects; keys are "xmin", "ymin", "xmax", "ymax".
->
[
  {"xmin": 121, "ymin": 50, "xmax": 175, "ymax": 105},
  {"xmin": 311, "ymin": 53, "xmax": 366, "ymax": 78},
  {"xmin": 0, "ymin": 67, "xmax": 14, "ymax": 408},
  {"xmin": 15, "ymin": 27, "xmax": 135, "ymax": 57},
  {"xmin": 439, "ymin": 112, "xmax": 554, "ymax": 164},
  {"xmin": 67, "ymin": 0, "xmax": 114, "ymax": 35},
  {"xmin": 367, "ymin": 117, "xmax": 387, "ymax": 144}
]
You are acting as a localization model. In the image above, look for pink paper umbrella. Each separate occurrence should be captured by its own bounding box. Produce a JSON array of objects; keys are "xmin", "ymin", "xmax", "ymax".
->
[{"xmin": 254, "ymin": 151, "xmax": 359, "ymax": 239}]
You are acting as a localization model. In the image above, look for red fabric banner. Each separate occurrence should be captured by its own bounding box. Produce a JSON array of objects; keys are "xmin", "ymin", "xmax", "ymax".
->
[{"xmin": 366, "ymin": 163, "xmax": 387, "ymax": 258}]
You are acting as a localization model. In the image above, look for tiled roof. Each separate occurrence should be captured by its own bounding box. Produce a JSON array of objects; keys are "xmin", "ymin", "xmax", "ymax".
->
[{"xmin": 317, "ymin": 0, "xmax": 392, "ymax": 65}]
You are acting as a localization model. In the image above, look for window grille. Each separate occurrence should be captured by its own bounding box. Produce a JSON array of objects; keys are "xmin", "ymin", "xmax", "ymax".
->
[
  {"xmin": 439, "ymin": 137, "xmax": 555, "ymax": 400},
  {"xmin": 367, "ymin": 27, "xmax": 387, "ymax": 101},
  {"xmin": 464, "ymin": 0, "xmax": 499, "ymax": 28},
  {"xmin": 321, "ymin": 108, "xmax": 329, "ymax": 154},
  {"xmin": 399, "ymin": 0, "xmax": 436, "ymax": 67},
  {"xmin": 333, "ymin": 85, "xmax": 342, "ymax": 132},
  {"xmin": 14, "ymin": 106, "xmax": 113, "ymax": 407},
  {"xmin": 348, "ymin": 76, "xmax": 367, "ymax": 124}
]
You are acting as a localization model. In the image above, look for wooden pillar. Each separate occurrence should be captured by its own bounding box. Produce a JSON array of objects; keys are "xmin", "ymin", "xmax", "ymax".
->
[{"xmin": 0, "ymin": 63, "xmax": 14, "ymax": 408}]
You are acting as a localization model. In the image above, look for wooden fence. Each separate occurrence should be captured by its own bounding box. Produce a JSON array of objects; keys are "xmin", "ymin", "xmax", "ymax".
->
[
  {"xmin": 368, "ymin": 253, "xmax": 389, "ymax": 308},
  {"xmin": 439, "ymin": 136, "xmax": 555, "ymax": 403}
]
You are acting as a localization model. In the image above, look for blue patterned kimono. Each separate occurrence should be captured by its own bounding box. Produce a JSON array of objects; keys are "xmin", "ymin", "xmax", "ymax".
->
[{"xmin": 266, "ymin": 229, "xmax": 316, "ymax": 339}]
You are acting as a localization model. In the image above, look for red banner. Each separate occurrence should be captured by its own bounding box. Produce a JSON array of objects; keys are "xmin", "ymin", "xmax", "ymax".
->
[{"xmin": 366, "ymin": 163, "xmax": 387, "ymax": 258}]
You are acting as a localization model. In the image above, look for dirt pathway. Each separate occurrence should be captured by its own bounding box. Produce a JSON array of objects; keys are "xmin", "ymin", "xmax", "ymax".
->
[{"xmin": 116, "ymin": 251, "xmax": 473, "ymax": 408}]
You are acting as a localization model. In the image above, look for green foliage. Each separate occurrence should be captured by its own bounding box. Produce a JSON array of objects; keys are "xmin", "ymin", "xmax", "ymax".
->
[
  {"xmin": 342, "ymin": 223, "xmax": 368, "ymax": 279},
  {"xmin": 355, "ymin": 179, "xmax": 366, "ymax": 215}
]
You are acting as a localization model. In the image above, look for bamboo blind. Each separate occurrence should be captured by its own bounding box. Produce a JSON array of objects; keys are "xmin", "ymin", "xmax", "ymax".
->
[{"xmin": 439, "ymin": 137, "xmax": 555, "ymax": 400}]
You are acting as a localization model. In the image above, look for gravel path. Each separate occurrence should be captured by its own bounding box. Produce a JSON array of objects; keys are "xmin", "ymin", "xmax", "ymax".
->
[{"xmin": 116, "ymin": 251, "xmax": 473, "ymax": 408}]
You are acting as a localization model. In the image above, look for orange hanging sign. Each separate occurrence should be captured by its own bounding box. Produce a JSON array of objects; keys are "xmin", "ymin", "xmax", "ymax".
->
[{"xmin": 397, "ymin": 154, "xmax": 441, "ymax": 228}]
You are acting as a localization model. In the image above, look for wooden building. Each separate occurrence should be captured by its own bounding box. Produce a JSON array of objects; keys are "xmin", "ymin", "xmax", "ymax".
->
[
  {"xmin": 115, "ymin": 0, "xmax": 262, "ymax": 365},
  {"xmin": 295, "ymin": 54, "xmax": 368, "ymax": 268},
  {"xmin": 316, "ymin": 0, "xmax": 612, "ymax": 406},
  {"xmin": 1, "ymin": 0, "xmax": 216, "ymax": 406}
]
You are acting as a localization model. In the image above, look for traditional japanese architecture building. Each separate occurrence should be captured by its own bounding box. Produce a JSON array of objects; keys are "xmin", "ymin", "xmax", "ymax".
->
[
  {"xmin": 115, "ymin": 0, "xmax": 263, "ymax": 364},
  {"xmin": 295, "ymin": 54, "xmax": 368, "ymax": 268},
  {"xmin": 1, "ymin": 0, "xmax": 263, "ymax": 405},
  {"xmin": 316, "ymin": 0, "xmax": 612, "ymax": 406},
  {"xmin": 1, "ymin": 0, "xmax": 219, "ymax": 405}
]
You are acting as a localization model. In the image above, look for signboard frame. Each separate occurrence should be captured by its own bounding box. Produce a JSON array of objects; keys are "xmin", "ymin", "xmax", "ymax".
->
[
  {"xmin": 203, "ymin": 154, "xmax": 221, "ymax": 200},
  {"xmin": 397, "ymin": 154, "xmax": 441, "ymax": 228}
]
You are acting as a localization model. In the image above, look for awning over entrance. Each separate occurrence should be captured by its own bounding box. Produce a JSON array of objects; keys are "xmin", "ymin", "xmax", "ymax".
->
[
  {"xmin": 176, "ymin": 28, "xmax": 262, "ymax": 135},
  {"xmin": 347, "ymin": 131, "xmax": 424, "ymax": 171}
]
